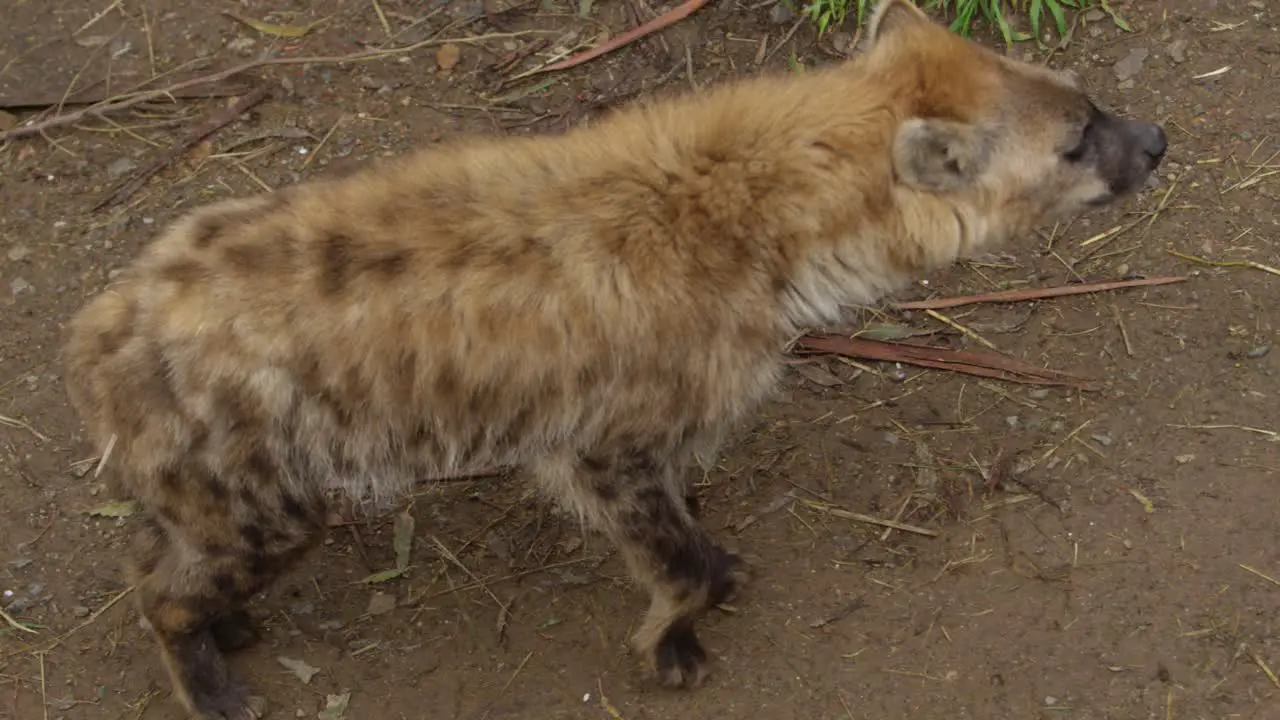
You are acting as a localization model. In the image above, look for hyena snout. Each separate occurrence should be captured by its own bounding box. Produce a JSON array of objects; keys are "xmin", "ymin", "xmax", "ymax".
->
[{"xmin": 1096, "ymin": 113, "xmax": 1168, "ymax": 201}]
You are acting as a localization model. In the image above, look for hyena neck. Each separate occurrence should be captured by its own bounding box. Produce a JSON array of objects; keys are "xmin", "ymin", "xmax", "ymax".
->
[{"xmin": 773, "ymin": 176, "xmax": 981, "ymax": 333}]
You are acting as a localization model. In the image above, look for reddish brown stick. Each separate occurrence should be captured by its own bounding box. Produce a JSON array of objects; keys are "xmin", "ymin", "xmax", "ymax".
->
[
  {"xmin": 794, "ymin": 334, "xmax": 1097, "ymax": 389},
  {"xmin": 529, "ymin": 0, "xmax": 710, "ymax": 76},
  {"xmin": 891, "ymin": 276, "xmax": 1188, "ymax": 311}
]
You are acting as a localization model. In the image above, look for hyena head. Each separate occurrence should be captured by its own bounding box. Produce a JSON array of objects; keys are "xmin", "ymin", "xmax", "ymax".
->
[{"xmin": 865, "ymin": 0, "xmax": 1166, "ymax": 252}]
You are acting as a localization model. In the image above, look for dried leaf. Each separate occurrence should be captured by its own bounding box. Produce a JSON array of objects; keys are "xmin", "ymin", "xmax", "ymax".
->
[
  {"xmin": 87, "ymin": 500, "xmax": 139, "ymax": 518},
  {"xmin": 436, "ymin": 43, "xmax": 461, "ymax": 71},
  {"xmin": 224, "ymin": 12, "xmax": 325, "ymax": 38},
  {"xmin": 359, "ymin": 567, "xmax": 408, "ymax": 585},
  {"xmin": 277, "ymin": 656, "xmax": 320, "ymax": 685},
  {"xmin": 393, "ymin": 509, "xmax": 414, "ymax": 571},
  {"xmin": 318, "ymin": 692, "xmax": 350, "ymax": 720},
  {"xmin": 0, "ymin": 110, "xmax": 16, "ymax": 132}
]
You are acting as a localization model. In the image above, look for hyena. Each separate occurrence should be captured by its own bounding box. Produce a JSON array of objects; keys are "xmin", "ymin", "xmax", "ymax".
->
[{"xmin": 62, "ymin": 1, "xmax": 1165, "ymax": 717}]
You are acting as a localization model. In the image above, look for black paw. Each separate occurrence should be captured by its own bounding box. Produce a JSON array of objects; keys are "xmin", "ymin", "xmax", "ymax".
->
[
  {"xmin": 209, "ymin": 609, "xmax": 259, "ymax": 652},
  {"xmin": 708, "ymin": 549, "xmax": 749, "ymax": 607},
  {"xmin": 167, "ymin": 630, "xmax": 267, "ymax": 720},
  {"xmin": 653, "ymin": 618, "xmax": 709, "ymax": 689}
]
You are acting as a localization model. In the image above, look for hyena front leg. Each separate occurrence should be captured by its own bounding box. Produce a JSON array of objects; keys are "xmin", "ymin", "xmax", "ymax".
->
[
  {"xmin": 537, "ymin": 449, "xmax": 748, "ymax": 688},
  {"xmin": 127, "ymin": 459, "xmax": 326, "ymax": 720}
]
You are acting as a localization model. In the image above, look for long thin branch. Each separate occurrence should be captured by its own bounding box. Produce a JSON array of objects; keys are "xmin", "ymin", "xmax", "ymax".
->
[
  {"xmin": 523, "ymin": 0, "xmax": 711, "ymax": 77},
  {"xmin": 0, "ymin": 31, "xmax": 540, "ymax": 142},
  {"xmin": 890, "ymin": 276, "xmax": 1188, "ymax": 311},
  {"xmin": 95, "ymin": 86, "xmax": 271, "ymax": 211}
]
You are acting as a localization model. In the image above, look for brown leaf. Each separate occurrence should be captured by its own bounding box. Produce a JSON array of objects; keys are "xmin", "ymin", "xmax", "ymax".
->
[
  {"xmin": 0, "ymin": 110, "xmax": 16, "ymax": 132},
  {"xmin": 436, "ymin": 43, "xmax": 461, "ymax": 71}
]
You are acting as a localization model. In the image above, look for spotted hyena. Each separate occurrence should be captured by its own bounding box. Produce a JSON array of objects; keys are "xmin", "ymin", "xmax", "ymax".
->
[{"xmin": 63, "ymin": 1, "xmax": 1165, "ymax": 717}]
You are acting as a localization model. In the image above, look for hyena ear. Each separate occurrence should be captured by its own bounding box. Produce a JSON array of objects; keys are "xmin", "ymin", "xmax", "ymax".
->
[
  {"xmin": 868, "ymin": 0, "xmax": 932, "ymax": 46},
  {"xmin": 892, "ymin": 118, "xmax": 991, "ymax": 192}
]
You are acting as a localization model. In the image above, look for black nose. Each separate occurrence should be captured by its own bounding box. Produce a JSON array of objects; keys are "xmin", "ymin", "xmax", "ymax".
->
[{"xmin": 1140, "ymin": 122, "xmax": 1167, "ymax": 162}]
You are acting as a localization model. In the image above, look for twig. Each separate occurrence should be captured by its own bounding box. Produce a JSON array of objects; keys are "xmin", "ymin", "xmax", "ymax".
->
[
  {"xmin": 0, "ymin": 605, "xmax": 38, "ymax": 634},
  {"xmin": 800, "ymin": 499, "xmax": 939, "ymax": 537},
  {"xmin": 429, "ymin": 535, "xmax": 506, "ymax": 610},
  {"xmin": 598, "ymin": 680, "xmax": 627, "ymax": 720},
  {"xmin": 1168, "ymin": 423, "xmax": 1277, "ymax": 438},
  {"xmin": 524, "ymin": 0, "xmax": 711, "ymax": 76},
  {"xmin": 0, "ymin": 413, "xmax": 49, "ymax": 442},
  {"xmin": 1111, "ymin": 305, "xmax": 1134, "ymax": 357},
  {"xmin": 923, "ymin": 309, "xmax": 1000, "ymax": 352},
  {"xmin": 95, "ymin": 87, "xmax": 271, "ymax": 210},
  {"xmin": 892, "ymin": 276, "xmax": 1188, "ymax": 310},
  {"xmin": 39, "ymin": 650, "xmax": 48, "ymax": 717},
  {"xmin": 300, "ymin": 116, "xmax": 342, "ymax": 171},
  {"xmin": 1239, "ymin": 563, "xmax": 1280, "ymax": 587},
  {"xmin": 0, "ymin": 32, "xmax": 547, "ymax": 142},
  {"xmin": 1166, "ymin": 249, "xmax": 1280, "ymax": 278},
  {"xmin": 3, "ymin": 586, "xmax": 134, "ymax": 659},
  {"xmin": 421, "ymin": 556, "xmax": 599, "ymax": 601},
  {"xmin": 1246, "ymin": 646, "xmax": 1280, "ymax": 690}
]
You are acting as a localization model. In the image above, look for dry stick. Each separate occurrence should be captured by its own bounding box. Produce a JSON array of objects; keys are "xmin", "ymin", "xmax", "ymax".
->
[
  {"xmin": 795, "ymin": 334, "xmax": 1094, "ymax": 388},
  {"xmin": 891, "ymin": 276, "xmax": 1189, "ymax": 311},
  {"xmin": 800, "ymin": 499, "xmax": 939, "ymax": 537},
  {"xmin": 524, "ymin": 0, "xmax": 711, "ymax": 76},
  {"xmin": 0, "ymin": 31, "xmax": 543, "ymax": 142},
  {"xmin": 0, "ymin": 605, "xmax": 38, "ymax": 635},
  {"xmin": 95, "ymin": 86, "xmax": 271, "ymax": 210},
  {"xmin": 1166, "ymin": 249, "xmax": 1280, "ymax": 278},
  {"xmin": 1238, "ymin": 563, "xmax": 1280, "ymax": 587},
  {"xmin": 3, "ymin": 586, "xmax": 134, "ymax": 660}
]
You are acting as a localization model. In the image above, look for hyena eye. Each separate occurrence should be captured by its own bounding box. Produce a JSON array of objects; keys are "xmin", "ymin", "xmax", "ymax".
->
[{"xmin": 1062, "ymin": 121, "xmax": 1092, "ymax": 162}]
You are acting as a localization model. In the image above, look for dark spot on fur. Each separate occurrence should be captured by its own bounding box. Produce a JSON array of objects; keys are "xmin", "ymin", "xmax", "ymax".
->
[
  {"xmin": 202, "ymin": 471, "xmax": 229, "ymax": 502},
  {"xmin": 158, "ymin": 259, "xmax": 207, "ymax": 285},
  {"xmin": 160, "ymin": 467, "xmax": 182, "ymax": 490},
  {"xmin": 239, "ymin": 525, "xmax": 266, "ymax": 553},
  {"xmin": 368, "ymin": 249, "xmax": 412, "ymax": 278},
  {"xmin": 221, "ymin": 243, "xmax": 261, "ymax": 272},
  {"xmin": 192, "ymin": 216, "xmax": 226, "ymax": 249},
  {"xmin": 580, "ymin": 454, "xmax": 611, "ymax": 472},
  {"xmin": 212, "ymin": 571, "xmax": 236, "ymax": 595},
  {"xmin": 625, "ymin": 486, "xmax": 717, "ymax": 593},
  {"xmin": 319, "ymin": 233, "xmax": 353, "ymax": 295},
  {"xmin": 281, "ymin": 495, "xmax": 309, "ymax": 521},
  {"xmin": 245, "ymin": 450, "xmax": 274, "ymax": 481}
]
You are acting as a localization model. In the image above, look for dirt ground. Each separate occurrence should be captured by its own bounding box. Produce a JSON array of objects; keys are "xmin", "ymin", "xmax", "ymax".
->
[{"xmin": 2, "ymin": 1, "xmax": 1278, "ymax": 718}]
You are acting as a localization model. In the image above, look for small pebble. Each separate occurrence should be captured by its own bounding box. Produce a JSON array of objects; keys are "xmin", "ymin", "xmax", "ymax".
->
[{"xmin": 72, "ymin": 605, "xmax": 90, "ymax": 618}]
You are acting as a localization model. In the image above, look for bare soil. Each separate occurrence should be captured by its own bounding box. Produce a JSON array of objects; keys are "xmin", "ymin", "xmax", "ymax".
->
[{"xmin": 2, "ymin": 1, "xmax": 1277, "ymax": 719}]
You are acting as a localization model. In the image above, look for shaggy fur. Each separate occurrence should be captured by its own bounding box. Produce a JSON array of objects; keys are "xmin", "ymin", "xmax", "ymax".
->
[{"xmin": 62, "ymin": 1, "xmax": 1165, "ymax": 717}]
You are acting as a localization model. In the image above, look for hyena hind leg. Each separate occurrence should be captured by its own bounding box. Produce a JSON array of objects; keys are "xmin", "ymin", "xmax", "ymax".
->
[
  {"xmin": 538, "ymin": 449, "xmax": 749, "ymax": 688},
  {"xmin": 127, "ymin": 462, "xmax": 325, "ymax": 720}
]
